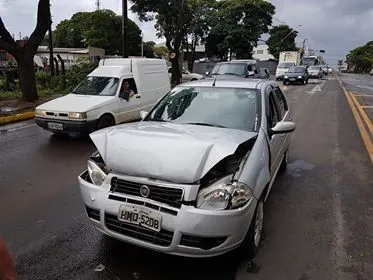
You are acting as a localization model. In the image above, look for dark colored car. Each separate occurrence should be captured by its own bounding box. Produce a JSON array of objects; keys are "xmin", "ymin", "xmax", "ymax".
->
[
  {"xmin": 321, "ymin": 65, "xmax": 328, "ymax": 75},
  {"xmin": 283, "ymin": 66, "xmax": 309, "ymax": 85}
]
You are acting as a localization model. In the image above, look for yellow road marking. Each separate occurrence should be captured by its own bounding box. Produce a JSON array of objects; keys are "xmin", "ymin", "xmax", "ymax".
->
[
  {"xmin": 343, "ymin": 88, "xmax": 373, "ymax": 164},
  {"xmin": 353, "ymin": 94, "xmax": 373, "ymax": 97},
  {"xmin": 361, "ymin": 106, "xmax": 373, "ymax": 109},
  {"xmin": 350, "ymin": 93, "xmax": 373, "ymax": 135}
]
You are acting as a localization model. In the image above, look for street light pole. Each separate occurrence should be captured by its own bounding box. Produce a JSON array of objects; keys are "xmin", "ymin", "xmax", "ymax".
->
[
  {"xmin": 141, "ymin": 32, "xmax": 144, "ymax": 57},
  {"xmin": 122, "ymin": 0, "xmax": 128, "ymax": 58}
]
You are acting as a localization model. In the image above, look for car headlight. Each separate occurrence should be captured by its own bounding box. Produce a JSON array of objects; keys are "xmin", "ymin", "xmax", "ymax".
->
[
  {"xmin": 69, "ymin": 112, "xmax": 87, "ymax": 119},
  {"xmin": 196, "ymin": 175, "xmax": 253, "ymax": 210},
  {"xmin": 35, "ymin": 109, "xmax": 46, "ymax": 116},
  {"xmin": 298, "ymin": 75, "xmax": 303, "ymax": 78},
  {"xmin": 87, "ymin": 159, "xmax": 107, "ymax": 186},
  {"xmin": 284, "ymin": 75, "xmax": 288, "ymax": 78}
]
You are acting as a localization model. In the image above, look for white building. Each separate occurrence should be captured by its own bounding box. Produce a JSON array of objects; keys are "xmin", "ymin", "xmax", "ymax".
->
[{"xmin": 252, "ymin": 44, "xmax": 275, "ymax": 61}]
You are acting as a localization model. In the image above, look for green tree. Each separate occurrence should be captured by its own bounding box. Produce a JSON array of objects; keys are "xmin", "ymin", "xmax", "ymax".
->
[
  {"xmin": 131, "ymin": 0, "xmax": 198, "ymax": 85},
  {"xmin": 54, "ymin": 10, "xmax": 141, "ymax": 56},
  {"xmin": 267, "ymin": 25, "xmax": 298, "ymax": 59},
  {"xmin": 346, "ymin": 41, "xmax": 373, "ymax": 73},
  {"xmin": 206, "ymin": 0, "xmax": 275, "ymax": 60},
  {"xmin": 143, "ymin": 41, "xmax": 156, "ymax": 58},
  {"xmin": 154, "ymin": 46, "xmax": 168, "ymax": 58},
  {"xmin": 0, "ymin": 0, "xmax": 51, "ymax": 101}
]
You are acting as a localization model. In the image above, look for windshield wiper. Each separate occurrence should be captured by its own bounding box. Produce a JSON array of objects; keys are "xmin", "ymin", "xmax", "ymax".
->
[{"xmin": 185, "ymin": 122, "xmax": 226, "ymax": 128}]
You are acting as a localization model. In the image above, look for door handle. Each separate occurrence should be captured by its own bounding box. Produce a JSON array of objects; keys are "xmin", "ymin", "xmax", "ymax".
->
[{"xmin": 136, "ymin": 95, "xmax": 141, "ymax": 99}]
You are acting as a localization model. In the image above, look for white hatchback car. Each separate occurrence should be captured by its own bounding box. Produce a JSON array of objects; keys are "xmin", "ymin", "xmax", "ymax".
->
[{"xmin": 79, "ymin": 79, "xmax": 295, "ymax": 258}]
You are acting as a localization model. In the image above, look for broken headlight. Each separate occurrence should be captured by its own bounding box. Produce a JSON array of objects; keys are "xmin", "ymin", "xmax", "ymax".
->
[
  {"xmin": 87, "ymin": 152, "xmax": 109, "ymax": 186},
  {"xmin": 196, "ymin": 175, "xmax": 253, "ymax": 210}
]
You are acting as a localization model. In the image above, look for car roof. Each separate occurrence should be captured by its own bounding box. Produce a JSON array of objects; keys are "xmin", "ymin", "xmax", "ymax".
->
[
  {"xmin": 217, "ymin": 60, "xmax": 257, "ymax": 64},
  {"xmin": 178, "ymin": 78, "xmax": 276, "ymax": 90}
]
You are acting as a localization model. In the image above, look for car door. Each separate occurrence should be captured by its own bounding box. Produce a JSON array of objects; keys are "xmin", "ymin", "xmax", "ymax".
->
[
  {"xmin": 117, "ymin": 78, "xmax": 143, "ymax": 123},
  {"xmin": 182, "ymin": 68, "xmax": 192, "ymax": 82},
  {"xmin": 267, "ymin": 88, "xmax": 283, "ymax": 178}
]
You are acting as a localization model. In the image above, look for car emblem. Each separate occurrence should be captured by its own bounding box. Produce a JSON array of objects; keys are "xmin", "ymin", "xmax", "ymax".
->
[{"xmin": 140, "ymin": 185, "xmax": 150, "ymax": 198}]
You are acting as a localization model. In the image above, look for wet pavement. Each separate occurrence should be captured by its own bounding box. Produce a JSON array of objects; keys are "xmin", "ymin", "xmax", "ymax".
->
[{"xmin": 1, "ymin": 75, "xmax": 373, "ymax": 280}]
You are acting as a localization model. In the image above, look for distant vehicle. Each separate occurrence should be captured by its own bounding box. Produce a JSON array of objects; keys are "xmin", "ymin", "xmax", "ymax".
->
[
  {"xmin": 301, "ymin": 55, "xmax": 323, "ymax": 66},
  {"xmin": 370, "ymin": 69, "xmax": 373, "ymax": 75},
  {"xmin": 259, "ymin": 68, "xmax": 270, "ymax": 79},
  {"xmin": 321, "ymin": 65, "xmax": 328, "ymax": 75},
  {"xmin": 168, "ymin": 67, "xmax": 204, "ymax": 83},
  {"xmin": 279, "ymin": 51, "xmax": 301, "ymax": 65},
  {"xmin": 308, "ymin": 66, "xmax": 323, "ymax": 79},
  {"xmin": 35, "ymin": 58, "xmax": 171, "ymax": 134},
  {"xmin": 207, "ymin": 60, "xmax": 261, "ymax": 79},
  {"xmin": 340, "ymin": 66, "xmax": 348, "ymax": 73},
  {"xmin": 328, "ymin": 67, "xmax": 333, "ymax": 74},
  {"xmin": 275, "ymin": 62, "xmax": 295, "ymax": 80},
  {"xmin": 283, "ymin": 66, "xmax": 309, "ymax": 85},
  {"xmin": 78, "ymin": 78, "xmax": 296, "ymax": 258}
]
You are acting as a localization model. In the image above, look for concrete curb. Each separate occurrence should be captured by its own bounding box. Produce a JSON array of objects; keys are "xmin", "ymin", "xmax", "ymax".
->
[{"xmin": 0, "ymin": 111, "xmax": 35, "ymax": 126}]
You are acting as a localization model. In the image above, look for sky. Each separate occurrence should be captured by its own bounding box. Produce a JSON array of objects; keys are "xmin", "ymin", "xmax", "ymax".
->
[{"xmin": 1, "ymin": 0, "xmax": 373, "ymax": 66}]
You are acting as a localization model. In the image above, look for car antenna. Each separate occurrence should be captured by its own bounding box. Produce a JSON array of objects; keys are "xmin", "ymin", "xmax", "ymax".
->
[{"xmin": 212, "ymin": 77, "xmax": 216, "ymax": 86}]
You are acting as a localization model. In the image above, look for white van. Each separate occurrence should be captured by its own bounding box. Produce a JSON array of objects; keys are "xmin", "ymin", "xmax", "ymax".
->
[{"xmin": 35, "ymin": 58, "xmax": 170, "ymax": 134}]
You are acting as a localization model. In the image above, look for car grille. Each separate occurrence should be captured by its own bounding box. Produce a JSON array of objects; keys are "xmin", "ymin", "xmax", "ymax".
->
[
  {"xmin": 105, "ymin": 213, "xmax": 174, "ymax": 247},
  {"xmin": 111, "ymin": 177, "xmax": 183, "ymax": 208},
  {"xmin": 180, "ymin": 234, "xmax": 227, "ymax": 250}
]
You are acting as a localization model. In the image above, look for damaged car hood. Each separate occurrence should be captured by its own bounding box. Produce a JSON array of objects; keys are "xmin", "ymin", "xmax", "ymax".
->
[{"xmin": 90, "ymin": 122, "xmax": 257, "ymax": 184}]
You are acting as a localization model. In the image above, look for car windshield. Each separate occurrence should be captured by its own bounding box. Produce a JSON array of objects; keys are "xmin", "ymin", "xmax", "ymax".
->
[
  {"xmin": 309, "ymin": 66, "xmax": 320, "ymax": 70},
  {"xmin": 145, "ymin": 86, "xmax": 260, "ymax": 132},
  {"xmin": 278, "ymin": 62, "xmax": 294, "ymax": 68},
  {"xmin": 211, "ymin": 63, "xmax": 247, "ymax": 76},
  {"xmin": 288, "ymin": 67, "xmax": 305, "ymax": 73},
  {"xmin": 73, "ymin": 76, "xmax": 119, "ymax": 96}
]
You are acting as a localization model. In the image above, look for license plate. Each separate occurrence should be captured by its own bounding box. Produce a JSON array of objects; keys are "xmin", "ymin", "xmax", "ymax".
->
[
  {"xmin": 118, "ymin": 204, "xmax": 162, "ymax": 232},
  {"xmin": 290, "ymin": 78, "xmax": 295, "ymax": 81},
  {"xmin": 48, "ymin": 122, "xmax": 63, "ymax": 130}
]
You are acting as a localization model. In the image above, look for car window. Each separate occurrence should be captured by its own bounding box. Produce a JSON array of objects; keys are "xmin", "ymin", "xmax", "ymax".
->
[
  {"xmin": 168, "ymin": 68, "xmax": 172, "ymax": 73},
  {"xmin": 268, "ymin": 92, "xmax": 279, "ymax": 128},
  {"xmin": 273, "ymin": 88, "xmax": 288, "ymax": 119},
  {"xmin": 247, "ymin": 65, "xmax": 253, "ymax": 71}
]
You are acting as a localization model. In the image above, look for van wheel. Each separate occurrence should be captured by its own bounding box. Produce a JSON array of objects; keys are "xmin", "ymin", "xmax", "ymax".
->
[
  {"xmin": 97, "ymin": 115, "xmax": 115, "ymax": 130},
  {"xmin": 238, "ymin": 197, "xmax": 264, "ymax": 259}
]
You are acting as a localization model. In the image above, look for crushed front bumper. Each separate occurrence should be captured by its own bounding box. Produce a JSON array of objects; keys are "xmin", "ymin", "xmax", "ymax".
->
[{"xmin": 78, "ymin": 171, "xmax": 257, "ymax": 258}]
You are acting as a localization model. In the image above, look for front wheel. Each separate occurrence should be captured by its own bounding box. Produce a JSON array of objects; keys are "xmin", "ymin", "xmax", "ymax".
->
[
  {"xmin": 238, "ymin": 198, "xmax": 264, "ymax": 259},
  {"xmin": 97, "ymin": 115, "xmax": 115, "ymax": 130}
]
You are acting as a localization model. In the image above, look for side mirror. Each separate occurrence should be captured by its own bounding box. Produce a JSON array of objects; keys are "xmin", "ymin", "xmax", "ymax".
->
[
  {"xmin": 272, "ymin": 121, "xmax": 296, "ymax": 134},
  {"xmin": 140, "ymin": 111, "xmax": 148, "ymax": 120},
  {"xmin": 69, "ymin": 86, "xmax": 74, "ymax": 92},
  {"xmin": 205, "ymin": 71, "xmax": 210, "ymax": 76},
  {"xmin": 247, "ymin": 71, "xmax": 255, "ymax": 77}
]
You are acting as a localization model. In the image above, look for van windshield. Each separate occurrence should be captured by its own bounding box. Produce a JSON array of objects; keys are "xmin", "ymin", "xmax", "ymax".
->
[
  {"xmin": 278, "ymin": 62, "xmax": 294, "ymax": 68},
  {"xmin": 73, "ymin": 76, "xmax": 119, "ymax": 96}
]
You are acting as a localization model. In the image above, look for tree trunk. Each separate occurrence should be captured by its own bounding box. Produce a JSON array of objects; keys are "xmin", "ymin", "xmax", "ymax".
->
[
  {"xmin": 171, "ymin": 52, "xmax": 181, "ymax": 87},
  {"xmin": 17, "ymin": 52, "xmax": 38, "ymax": 102}
]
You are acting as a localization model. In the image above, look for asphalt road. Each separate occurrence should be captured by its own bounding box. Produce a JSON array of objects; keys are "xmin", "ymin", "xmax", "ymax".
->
[{"xmin": 1, "ymin": 74, "xmax": 373, "ymax": 280}]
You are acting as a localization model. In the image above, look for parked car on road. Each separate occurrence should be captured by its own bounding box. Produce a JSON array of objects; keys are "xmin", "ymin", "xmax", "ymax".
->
[
  {"xmin": 79, "ymin": 79, "xmax": 296, "ymax": 258},
  {"xmin": 328, "ymin": 67, "xmax": 333, "ymax": 74},
  {"xmin": 258, "ymin": 68, "xmax": 270, "ymax": 79},
  {"xmin": 283, "ymin": 66, "xmax": 309, "ymax": 85},
  {"xmin": 207, "ymin": 60, "xmax": 261, "ymax": 79},
  {"xmin": 308, "ymin": 66, "xmax": 323, "ymax": 79},
  {"xmin": 168, "ymin": 67, "xmax": 204, "ymax": 83},
  {"xmin": 35, "ymin": 58, "xmax": 170, "ymax": 135}
]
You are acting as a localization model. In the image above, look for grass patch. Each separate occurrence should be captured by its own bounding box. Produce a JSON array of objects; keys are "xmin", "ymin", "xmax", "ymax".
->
[{"xmin": 0, "ymin": 87, "xmax": 68, "ymax": 101}]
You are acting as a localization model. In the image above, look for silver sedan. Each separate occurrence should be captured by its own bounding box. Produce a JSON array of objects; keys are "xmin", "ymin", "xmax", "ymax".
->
[{"xmin": 78, "ymin": 79, "xmax": 296, "ymax": 258}]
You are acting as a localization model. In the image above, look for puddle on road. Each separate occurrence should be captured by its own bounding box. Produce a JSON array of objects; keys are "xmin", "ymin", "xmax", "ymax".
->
[{"xmin": 287, "ymin": 160, "xmax": 315, "ymax": 178}]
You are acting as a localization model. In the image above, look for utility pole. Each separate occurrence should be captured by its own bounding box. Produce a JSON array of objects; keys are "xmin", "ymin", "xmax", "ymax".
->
[
  {"xmin": 122, "ymin": 0, "xmax": 129, "ymax": 58},
  {"xmin": 96, "ymin": 0, "xmax": 100, "ymax": 10},
  {"xmin": 141, "ymin": 32, "xmax": 144, "ymax": 57},
  {"xmin": 48, "ymin": 25, "xmax": 55, "ymax": 76}
]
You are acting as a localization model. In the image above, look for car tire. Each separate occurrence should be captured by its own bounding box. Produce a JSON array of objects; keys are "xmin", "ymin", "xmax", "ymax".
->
[
  {"xmin": 283, "ymin": 81, "xmax": 287, "ymax": 85},
  {"xmin": 238, "ymin": 197, "xmax": 265, "ymax": 259},
  {"xmin": 306, "ymin": 79, "xmax": 309, "ymax": 84},
  {"xmin": 280, "ymin": 150, "xmax": 288, "ymax": 172},
  {"xmin": 97, "ymin": 114, "xmax": 115, "ymax": 130}
]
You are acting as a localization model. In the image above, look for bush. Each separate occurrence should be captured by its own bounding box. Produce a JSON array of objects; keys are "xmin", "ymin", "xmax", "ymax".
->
[
  {"xmin": 65, "ymin": 57, "xmax": 98, "ymax": 89},
  {"xmin": 50, "ymin": 76, "xmax": 66, "ymax": 91},
  {"xmin": 36, "ymin": 71, "xmax": 51, "ymax": 88}
]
